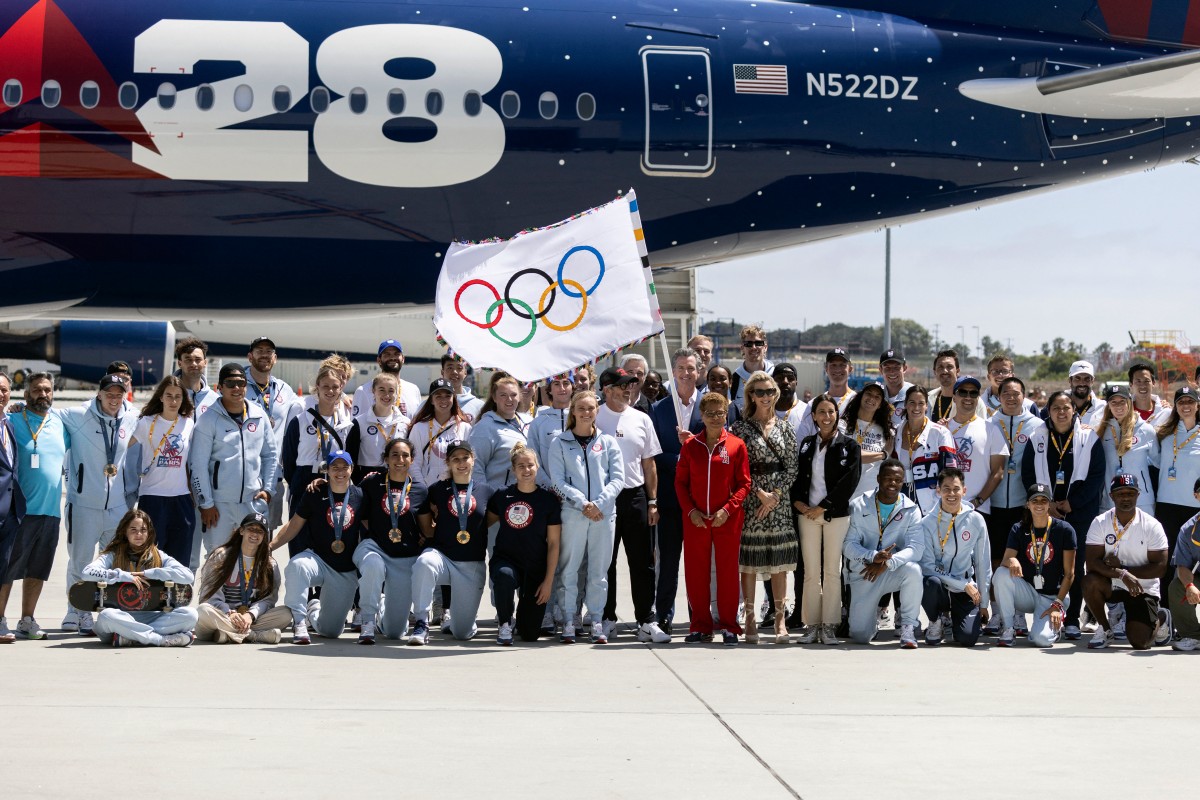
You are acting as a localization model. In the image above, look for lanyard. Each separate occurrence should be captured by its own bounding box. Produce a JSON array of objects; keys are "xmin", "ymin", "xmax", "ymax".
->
[
  {"xmin": 1049, "ymin": 429, "xmax": 1073, "ymax": 462},
  {"xmin": 1111, "ymin": 513, "xmax": 1134, "ymax": 546},
  {"xmin": 385, "ymin": 476, "xmax": 412, "ymax": 531},
  {"xmin": 904, "ymin": 418, "xmax": 927, "ymax": 467},
  {"xmin": 504, "ymin": 415, "xmax": 527, "ymax": 437},
  {"xmin": 143, "ymin": 415, "xmax": 179, "ymax": 476},
  {"xmin": 22, "ymin": 410, "xmax": 49, "ymax": 450},
  {"xmin": 937, "ymin": 509, "xmax": 957, "ymax": 561},
  {"xmin": 1172, "ymin": 424, "xmax": 1200, "ymax": 468},
  {"xmin": 1107, "ymin": 422, "xmax": 1130, "ymax": 464},
  {"xmin": 452, "ymin": 481, "xmax": 474, "ymax": 532},
  {"xmin": 946, "ymin": 414, "xmax": 976, "ymax": 439},
  {"xmin": 375, "ymin": 415, "xmax": 399, "ymax": 444},
  {"xmin": 424, "ymin": 419, "xmax": 456, "ymax": 455},
  {"xmin": 934, "ymin": 395, "xmax": 954, "ymax": 422},
  {"xmin": 101, "ymin": 415, "xmax": 119, "ymax": 470},
  {"xmin": 1029, "ymin": 525, "xmax": 1050, "ymax": 575},
  {"xmin": 316, "ymin": 415, "xmax": 335, "ymax": 464},
  {"xmin": 250, "ymin": 379, "xmax": 275, "ymax": 418},
  {"xmin": 999, "ymin": 416, "xmax": 1025, "ymax": 454},
  {"xmin": 239, "ymin": 554, "xmax": 254, "ymax": 602},
  {"xmin": 328, "ymin": 486, "xmax": 347, "ymax": 544},
  {"xmin": 874, "ymin": 497, "xmax": 895, "ymax": 549}
]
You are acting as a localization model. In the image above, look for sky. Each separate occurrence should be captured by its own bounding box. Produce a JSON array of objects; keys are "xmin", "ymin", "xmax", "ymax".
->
[{"xmin": 694, "ymin": 162, "xmax": 1200, "ymax": 359}]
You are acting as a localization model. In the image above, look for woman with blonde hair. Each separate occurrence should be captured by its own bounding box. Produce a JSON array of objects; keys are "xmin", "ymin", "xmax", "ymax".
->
[
  {"xmin": 83, "ymin": 510, "xmax": 197, "ymax": 647},
  {"xmin": 730, "ymin": 371, "xmax": 799, "ymax": 643},
  {"xmin": 1096, "ymin": 385, "xmax": 1159, "ymax": 515}
]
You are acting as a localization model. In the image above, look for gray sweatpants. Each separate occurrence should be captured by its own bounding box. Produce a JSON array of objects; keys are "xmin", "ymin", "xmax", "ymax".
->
[
  {"xmin": 993, "ymin": 566, "xmax": 1063, "ymax": 647},
  {"xmin": 284, "ymin": 550, "xmax": 357, "ymax": 638},
  {"xmin": 557, "ymin": 509, "xmax": 614, "ymax": 623},
  {"xmin": 847, "ymin": 561, "xmax": 923, "ymax": 644},
  {"xmin": 65, "ymin": 503, "xmax": 125, "ymax": 605},
  {"xmin": 411, "ymin": 549, "xmax": 485, "ymax": 640},
  {"xmin": 93, "ymin": 606, "xmax": 198, "ymax": 646},
  {"xmin": 355, "ymin": 540, "xmax": 418, "ymax": 639}
]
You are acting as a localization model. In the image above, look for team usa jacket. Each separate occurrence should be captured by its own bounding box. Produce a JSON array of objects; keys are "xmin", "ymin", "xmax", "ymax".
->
[
  {"xmin": 918, "ymin": 502, "xmax": 992, "ymax": 607},
  {"xmin": 188, "ymin": 401, "xmax": 279, "ymax": 509},
  {"xmin": 842, "ymin": 490, "xmax": 925, "ymax": 583},
  {"xmin": 547, "ymin": 430, "xmax": 625, "ymax": 517},
  {"xmin": 58, "ymin": 401, "xmax": 139, "ymax": 512}
]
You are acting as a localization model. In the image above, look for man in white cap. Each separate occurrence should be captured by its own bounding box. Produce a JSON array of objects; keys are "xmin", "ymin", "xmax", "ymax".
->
[{"xmin": 1066, "ymin": 360, "xmax": 1105, "ymax": 428}]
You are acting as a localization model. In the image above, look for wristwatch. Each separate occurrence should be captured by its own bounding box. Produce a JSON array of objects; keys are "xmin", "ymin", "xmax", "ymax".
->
[{"xmin": 647, "ymin": 498, "xmax": 658, "ymax": 506}]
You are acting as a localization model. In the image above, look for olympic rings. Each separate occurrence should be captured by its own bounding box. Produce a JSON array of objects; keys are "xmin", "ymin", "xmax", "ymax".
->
[
  {"xmin": 557, "ymin": 246, "xmax": 604, "ymax": 298},
  {"xmin": 486, "ymin": 298, "xmax": 537, "ymax": 347},
  {"xmin": 504, "ymin": 268, "xmax": 555, "ymax": 320},
  {"xmin": 452, "ymin": 245, "xmax": 607, "ymax": 344},
  {"xmin": 538, "ymin": 279, "xmax": 587, "ymax": 332},
  {"xmin": 455, "ymin": 279, "xmax": 502, "ymax": 329}
]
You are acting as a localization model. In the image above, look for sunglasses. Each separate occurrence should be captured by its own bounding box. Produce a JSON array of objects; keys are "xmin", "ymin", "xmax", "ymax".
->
[
  {"xmin": 742, "ymin": 340, "xmax": 766, "ymax": 348},
  {"xmin": 223, "ymin": 379, "xmax": 248, "ymax": 389},
  {"xmin": 750, "ymin": 388, "xmax": 777, "ymax": 398},
  {"xmin": 955, "ymin": 390, "xmax": 980, "ymax": 398}
]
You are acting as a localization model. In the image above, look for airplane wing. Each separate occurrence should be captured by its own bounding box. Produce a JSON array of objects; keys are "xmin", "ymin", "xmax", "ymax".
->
[{"xmin": 959, "ymin": 48, "xmax": 1200, "ymax": 119}]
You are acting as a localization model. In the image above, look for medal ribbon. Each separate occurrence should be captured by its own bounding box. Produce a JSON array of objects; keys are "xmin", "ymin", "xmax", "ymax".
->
[
  {"xmin": 452, "ymin": 480, "xmax": 474, "ymax": 534},
  {"xmin": 102, "ymin": 416, "xmax": 119, "ymax": 474},
  {"xmin": 142, "ymin": 414, "xmax": 179, "ymax": 476},
  {"xmin": 386, "ymin": 476, "xmax": 411, "ymax": 533},
  {"xmin": 375, "ymin": 416, "xmax": 398, "ymax": 445},
  {"xmin": 424, "ymin": 419, "xmax": 455, "ymax": 455},
  {"xmin": 328, "ymin": 485, "xmax": 346, "ymax": 547}
]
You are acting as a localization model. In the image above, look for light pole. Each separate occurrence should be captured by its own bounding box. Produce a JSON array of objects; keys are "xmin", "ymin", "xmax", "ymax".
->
[{"xmin": 883, "ymin": 228, "xmax": 892, "ymax": 350}]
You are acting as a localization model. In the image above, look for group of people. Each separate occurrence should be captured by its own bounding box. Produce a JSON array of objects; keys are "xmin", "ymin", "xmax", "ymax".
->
[{"xmin": 0, "ymin": 324, "xmax": 1197, "ymax": 653}]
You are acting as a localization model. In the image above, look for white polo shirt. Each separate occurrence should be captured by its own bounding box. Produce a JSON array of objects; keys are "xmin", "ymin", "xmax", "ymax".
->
[
  {"xmin": 596, "ymin": 403, "xmax": 662, "ymax": 489},
  {"xmin": 1085, "ymin": 508, "xmax": 1169, "ymax": 598}
]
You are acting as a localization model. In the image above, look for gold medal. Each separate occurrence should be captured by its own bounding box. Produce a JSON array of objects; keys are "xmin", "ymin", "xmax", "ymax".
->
[
  {"xmin": 330, "ymin": 540, "xmax": 345, "ymax": 554},
  {"xmin": 103, "ymin": 463, "xmax": 117, "ymax": 477},
  {"xmin": 236, "ymin": 605, "xmax": 250, "ymax": 614},
  {"xmin": 456, "ymin": 529, "xmax": 470, "ymax": 545},
  {"xmin": 388, "ymin": 528, "xmax": 403, "ymax": 543}
]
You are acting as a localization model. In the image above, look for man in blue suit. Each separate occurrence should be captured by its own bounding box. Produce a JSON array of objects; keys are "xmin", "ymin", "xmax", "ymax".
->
[
  {"xmin": 651, "ymin": 348, "xmax": 706, "ymax": 632},
  {"xmin": 0, "ymin": 373, "xmax": 27, "ymax": 642}
]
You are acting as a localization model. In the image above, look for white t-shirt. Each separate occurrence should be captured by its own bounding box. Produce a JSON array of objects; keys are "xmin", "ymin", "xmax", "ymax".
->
[
  {"xmin": 352, "ymin": 377, "xmax": 423, "ymax": 419},
  {"xmin": 775, "ymin": 398, "xmax": 807, "ymax": 451},
  {"xmin": 1085, "ymin": 508, "xmax": 1169, "ymax": 598},
  {"xmin": 595, "ymin": 404, "xmax": 662, "ymax": 488},
  {"xmin": 882, "ymin": 381, "xmax": 913, "ymax": 430},
  {"xmin": 796, "ymin": 388, "xmax": 855, "ymax": 441},
  {"xmin": 850, "ymin": 419, "xmax": 888, "ymax": 501},
  {"xmin": 408, "ymin": 417, "xmax": 472, "ymax": 487},
  {"xmin": 132, "ymin": 414, "xmax": 194, "ymax": 497},
  {"xmin": 943, "ymin": 415, "xmax": 1009, "ymax": 513},
  {"xmin": 352, "ymin": 409, "xmax": 411, "ymax": 468}
]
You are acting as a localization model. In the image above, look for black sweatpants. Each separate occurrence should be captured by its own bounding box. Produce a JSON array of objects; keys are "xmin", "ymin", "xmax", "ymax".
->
[
  {"xmin": 606, "ymin": 486, "xmax": 655, "ymax": 624},
  {"xmin": 921, "ymin": 576, "xmax": 982, "ymax": 647},
  {"xmin": 490, "ymin": 556, "xmax": 546, "ymax": 641}
]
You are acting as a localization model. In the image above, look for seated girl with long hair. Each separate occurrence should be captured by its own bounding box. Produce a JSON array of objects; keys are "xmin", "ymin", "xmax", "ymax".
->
[{"xmin": 195, "ymin": 512, "xmax": 291, "ymax": 644}]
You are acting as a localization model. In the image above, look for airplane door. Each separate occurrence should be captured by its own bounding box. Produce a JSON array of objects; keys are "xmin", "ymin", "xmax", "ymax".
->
[{"xmin": 641, "ymin": 47, "xmax": 713, "ymax": 175}]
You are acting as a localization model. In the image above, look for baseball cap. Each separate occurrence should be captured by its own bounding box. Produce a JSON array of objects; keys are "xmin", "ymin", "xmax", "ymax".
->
[
  {"xmin": 249, "ymin": 336, "xmax": 276, "ymax": 351},
  {"xmin": 1027, "ymin": 483, "xmax": 1052, "ymax": 501},
  {"xmin": 239, "ymin": 512, "xmax": 270, "ymax": 532},
  {"xmin": 1104, "ymin": 385, "xmax": 1131, "ymax": 401},
  {"xmin": 327, "ymin": 449, "xmax": 353, "ymax": 468},
  {"xmin": 428, "ymin": 378, "xmax": 454, "ymax": 396},
  {"xmin": 446, "ymin": 439, "xmax": 473, "ymax": 457},
  {"xmin": 825, "ymin": 348, "xmax": 850, "ymax": 364},
  {"xmin": 954, "ymin": 376, "xmax": 982, "ymax": 392},
  {"xmin": 377, "ymin": 339, "xmax": 403, "ymax": 356},
  {"xmin": 1175, "ymin": 386, "xmax": 1197, "ymax": 402},
  {"xmin": 98, "ymin": 374, "xmax": 125, "ymax": 393},
  {"xmin": 1068, "ymin": 360, "xmax": 1095, "ymax": 378},
  {"xmin": 106, "ymin": 360, "xmax": 132, "ymax": 375},
  {"xmin": 771, "ymin": 363, "xmax": 798, "ymax": 378},
  {"xmin": 879, "ymin": 349, "xmax": 905, "ymax": 365},
  {"xmin": 218, "ymin": 363, "xmax": 246, "ymax": 383},
  {"xmin": 599, "ymin": 367, "xmax": 638, "ymax": 389},
  {"xmin": 1110, "ymin": 473, "xmax": 1139, "ymax": 491},
  {"xmin": 546, "ymin": 370, "xmax": 576, "ymax": 385}
]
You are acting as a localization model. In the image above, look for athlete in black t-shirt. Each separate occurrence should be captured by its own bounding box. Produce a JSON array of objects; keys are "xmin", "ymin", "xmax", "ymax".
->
[
  {"xmin": 270, "ymin": 450, "xmax": 364, "ymax": 644},
  {"xmin": 993, "ymin": 483, "xmax": 1076, "ymax": 647},
  {"xmin": 487, "ymin": 444, "xmax": 561, "ymax": 645}
]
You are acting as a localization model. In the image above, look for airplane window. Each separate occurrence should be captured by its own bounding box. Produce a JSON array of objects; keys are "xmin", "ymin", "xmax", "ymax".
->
[
  {"xmin": 157, "ymin": 82, "xmax": 176, "ymax": 110},
  {"xmin": 2, "ymin": 79, "xmax": 20, "ymax": 107},
  {"xmin": 426, "ymin": 89, "xmax": 443, "ymax": 116},
  {"xmin": 349, "ymin": 87, "xmax": 368, "ymax": 114},
  {"xmin": 464, "ymin": 90, "xmax": 482, "ymax": 117},
  {"xmin": 41, "ymin": 80, "xmax": 61, "ymax": 108},
  {"xmin": 310, "ymin": 86, "xmax": 330, "ymax": 114},
  {"xmin": 500, "ymin": 91, "xmax": 520, "ymax": 119},
  {"xmin": 273, "ymin": 86, "xmax": 291, "ymax": 113},
  {"xmin": 233, "ymin": 84, "xmax": 253, "ymax": 112},
  {"xmin": 387, "ymin": 89, "xmax": 406, "ymax": 115},
  {"xmin": 118, "ymin": 82, "xmax": 138, "ymax": 110},
  {"xmin": 79, "ymin": 80, "xmax": 100, "ymax": 109},
  {"xmin": 539, "ymin": 91, "xmax": 558, "ymax": 120},
  {"xmin": 576, "ymin": 92, "xmax": 596, "ymax": 121},
  {"xmin": 196, "ymin": 84, "xmax": 215, "ymax": 111}
]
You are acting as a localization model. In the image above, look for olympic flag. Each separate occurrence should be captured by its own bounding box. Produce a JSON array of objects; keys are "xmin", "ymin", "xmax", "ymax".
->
[{"xmin": 433, "ymin": 191, "xmax": 664, "ymax": 383}]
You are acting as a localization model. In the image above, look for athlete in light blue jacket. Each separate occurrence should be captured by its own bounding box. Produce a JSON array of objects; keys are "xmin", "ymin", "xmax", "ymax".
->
[
  {"xmin": 187, "ymin": 365, "xmax": 278, "ymax": 570},
  {"xmin": 918, "ymin": 467, "xmax": 992, "ymax": 647},
  {"xmin": 547, "ymin": 391, "xmax": 624, "ymax": 644},
  {"xmin": 843, "ymin": 460, "xmax": 924, "ymax": 647}
]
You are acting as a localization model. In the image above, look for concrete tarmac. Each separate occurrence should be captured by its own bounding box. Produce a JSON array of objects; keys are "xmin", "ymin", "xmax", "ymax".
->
[{"xmin": 3, "ymin": 525, "xmax": 1192, "ymax": 799}]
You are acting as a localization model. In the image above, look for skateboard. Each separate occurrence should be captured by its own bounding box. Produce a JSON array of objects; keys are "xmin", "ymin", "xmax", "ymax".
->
[{"xmin": 69, "ymin": 580, "xmax": 193, "ymax": 613}]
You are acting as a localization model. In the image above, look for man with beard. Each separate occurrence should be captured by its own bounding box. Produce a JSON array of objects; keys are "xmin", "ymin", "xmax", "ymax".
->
[
  {"xmin": 245, "ymin": 337, "xmax": 299, "ymax": 527},
  {"xmin": 352, "ymin": 339, "xmax": 423, "ymax": 419},
  {"xmin": 175, "ymin": 337, "xmax": 219, "ymax": 418},
  {"xmin": 1065, "ymin": 360, "xmax": 1105, "ymax": 428}
]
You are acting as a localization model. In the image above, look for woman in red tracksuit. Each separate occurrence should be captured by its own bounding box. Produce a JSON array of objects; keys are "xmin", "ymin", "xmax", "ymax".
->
[{"xmin": 676, "ymin": 391, "xmax": 752, "ymax": 645}]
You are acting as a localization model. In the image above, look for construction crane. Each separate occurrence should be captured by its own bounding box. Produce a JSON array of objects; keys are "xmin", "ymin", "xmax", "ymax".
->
[{"xmin": 1127, "ymin": 330, "xmax": 1200, "ymax": 387}]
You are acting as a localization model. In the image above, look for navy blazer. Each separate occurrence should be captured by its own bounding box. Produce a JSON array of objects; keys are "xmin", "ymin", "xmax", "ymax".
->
[
  {"xmin": 0, "ymin": 417, "xmax": 26, "ymax": 523},
  {"xmin": 790, "ymin": 431, "xmax": 861, "ymax": 519},
  {"xmin": 651, "ymin": 394, "xmax": 705, "ymax": 512}
]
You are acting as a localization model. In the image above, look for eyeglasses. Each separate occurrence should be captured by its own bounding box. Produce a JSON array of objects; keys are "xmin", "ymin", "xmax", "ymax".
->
[
  {"xmin": 222, "ymin": 380, "xmax": 247, "ymax": 389},
  {"xmin": 955, "ymin": 390, "xmax": 980, "ymax": 398},
  {"xmin": 742, "ymin": 340, "xmax": 766, "ymax": 348},
  {"xmin": 750, "ymin": 388, "xmax": 776, "ymax": 398},
  {"xmin": 702, "ymin": 410, "xmax": 726, "ymax": 418},
  {"xmin": 988, "ymin": 368, "xmax": 1013, "ymax": 377}
]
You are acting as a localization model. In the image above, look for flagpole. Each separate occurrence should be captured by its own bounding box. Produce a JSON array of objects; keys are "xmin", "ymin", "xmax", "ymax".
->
[{"xmin": 657, "ymin": 332, "xmax": 685, "ymax": 430}]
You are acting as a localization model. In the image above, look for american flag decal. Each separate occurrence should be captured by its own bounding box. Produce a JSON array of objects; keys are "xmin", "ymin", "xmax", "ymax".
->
[{"xmin": 733, "ymin": 64, "xmax": 788, "ymax": 95}]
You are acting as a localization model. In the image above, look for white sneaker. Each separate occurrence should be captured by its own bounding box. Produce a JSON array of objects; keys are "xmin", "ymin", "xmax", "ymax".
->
[
  {"xmin": 17, "ymin": 616, "xmax": 46, "ymax": 640},
  {"xmin": 441, "ymin": 608, "xmax": 453, "ymax": 634},
  {"xmin": 162, "ymin": 631, "xmax": 194, "ymax": 647},
  {"xmin": 591, "ymin": 620, "xmax": 608, "ymax": 644},
  {"xmin": 998, "ymin": 627, "xmax": 1015, "ymax": 647},
  {"xmin": 214, "ymin": 630, "xmax": 231, "ymax": 644},
  {"xmin": 795, "ymin": 625, "xmax": 819, "ymax": 644},
  {"xmin": 1013, "ymin": 615, "xmax": 1028, "ymax": 637},
  {"xmin": 306, "ymin": 598, "xmax": 321, "ymax": 628},
  {"xmin": 497, "ymin": 622, "xmax": 513, "ymax": 646},
  {"xmin": 602, "ymin": 619, "xmax": 617, "ymax": 641},
  {"xmin": 407, "ymin": 620, "xmax": 429, "ymax": 646},
  {"xmin": 899, "ymin": 624, "xmax": 918, "ymax": 649},
  {"xmin": 292, "ymin": 621, "xmax": 311, "ymax": 645},
  {"xmin": 925, "ymin": 615, "xmax": 945, "ymax": 645},
  {"xmin": 1155, "ymin": 608, "xmax": 1173, "ymax": 646},
  {"xmin": 877, "ymin": 605, "xmax": 891, "ymax": 628},
  {"xmin": 61, "ymin": 609, "xmax": 79, "ymax": 632},
  {"xmin": 1173, "ymin": 636, "xmax": 1200, "ymax": 651},
  {"xmin": 560, "ymin": 622, "xmax": 576, "ymax": 644},
  {"xmin": 78, "ymin": 611, "xmax": 95, "ymax": 636},
  {"xmin": 1088, "ymin": 627, "xmax": 1114, "ymax": 650},
  {"xmin": 820, "ymin": 624, "xmax": 841, "ymax": 646},
  {"xmin": 247, "ymin": 629, "xmax": 282, "ymax": 644},
  {"xmin": 0, "ymin": 616, "xmax": 13, "ymax": 641},
  {"xmin": 982, "ymin": 615, "xmax": 1001, "ymax": 635},
  {"xmin": 637, "ymin": 621, "xmax": 671, "ymax": 643},
  {"xmin": 350, "ymin": 609, "xmax": 363, "ymax": 633},
  {"xmin": 1063, "ymin": 624, "xmax": 1082, "ymax": 640},
  {"xmin": 1109, "ymin": 603, "xmax": 1126, "ymax": 640},
  {"xmin": 358, "ymin": 619, "xmax": 376, "ymax": 645}
]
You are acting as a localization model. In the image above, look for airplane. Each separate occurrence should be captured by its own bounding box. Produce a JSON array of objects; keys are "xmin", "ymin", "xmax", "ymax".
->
[{"xmin": 4, "ymin": 0, "xmax": 1200, "ymax": 381}]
